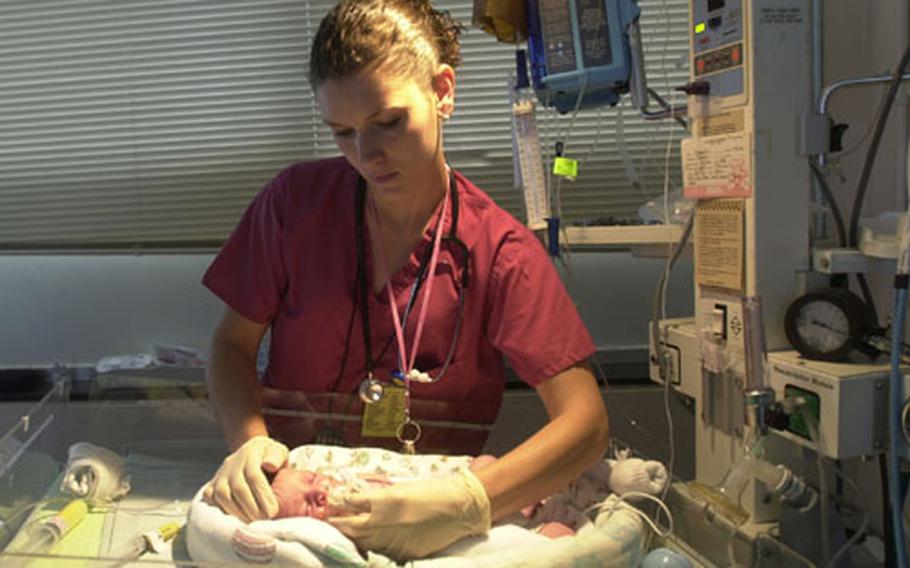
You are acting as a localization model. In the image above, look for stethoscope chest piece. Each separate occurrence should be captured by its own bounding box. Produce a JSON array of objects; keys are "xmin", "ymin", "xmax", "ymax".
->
[{"xmin": 358, "ymin": 373, "xmax": 384, "ymax": 404}]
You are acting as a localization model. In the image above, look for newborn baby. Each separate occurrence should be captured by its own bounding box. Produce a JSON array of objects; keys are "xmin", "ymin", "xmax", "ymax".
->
[
  {"xmin": 270, "ymin": 468, "xmax": 392, "ymax": 520},
  {"xmin": 269, "ymin": 454, "xmax": 576, "ymax": 538}
]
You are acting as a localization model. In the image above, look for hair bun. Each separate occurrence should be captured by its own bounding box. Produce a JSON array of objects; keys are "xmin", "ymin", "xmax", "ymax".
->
[{"xmin": 309, "ymin": 0, "xmax": 463, "ymax": 88}]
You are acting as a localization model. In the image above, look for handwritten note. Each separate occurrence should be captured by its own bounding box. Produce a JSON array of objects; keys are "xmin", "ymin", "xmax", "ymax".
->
[{"xmin": 682, "ymin": 132, "xmax": 752, "ymax": 198}]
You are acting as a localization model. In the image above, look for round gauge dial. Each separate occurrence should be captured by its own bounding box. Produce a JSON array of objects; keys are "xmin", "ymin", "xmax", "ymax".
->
[{"xmin": 784, "ymin": 288, "xmax": 869, "ymax": 361}]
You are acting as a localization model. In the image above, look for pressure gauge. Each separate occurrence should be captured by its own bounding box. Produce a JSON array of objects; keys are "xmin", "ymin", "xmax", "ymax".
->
[{"xmin": 783, "ymin": 288, "xmax": 869, "ymax": 362}]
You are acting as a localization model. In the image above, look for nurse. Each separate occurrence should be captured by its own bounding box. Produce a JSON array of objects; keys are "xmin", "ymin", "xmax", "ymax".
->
[{"xmin": 202, "ymin": 0, "xmax": 609, "ymax": 560}]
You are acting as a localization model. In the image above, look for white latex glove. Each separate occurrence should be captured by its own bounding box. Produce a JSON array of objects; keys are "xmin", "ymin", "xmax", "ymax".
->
[
  {"xmin": 607, "ymin": 457, "xmax": 668, "ymax": 496},
  {"xmin": 203, "ymin": 435, "xmax": 289, "ymax": 522},
  {"xmin": 328, "ymin": 468, "xmax": 491, "ymax": 561}
]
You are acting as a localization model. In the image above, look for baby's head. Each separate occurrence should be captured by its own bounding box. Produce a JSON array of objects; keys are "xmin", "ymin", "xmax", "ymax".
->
[
  {"xmin": 271, "ymin": 468, "xmax": 337, "ymax": 519},
  {"xmin": 270, "ymin": 467, "xmax": 395, "ymax": 519}
]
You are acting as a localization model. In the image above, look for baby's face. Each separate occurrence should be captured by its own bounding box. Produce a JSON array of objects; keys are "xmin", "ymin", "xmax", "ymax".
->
[{"xmin": 271, "ymin": 468, "xmax": 338, "ymax": 519}]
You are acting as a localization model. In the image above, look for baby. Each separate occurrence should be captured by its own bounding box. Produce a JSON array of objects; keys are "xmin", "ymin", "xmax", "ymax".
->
[
  {"xmin": 270, "ymin": 455, "xmax": 576, "ymax": 538},
  {"xmin": 269, "ymin": 468, "xmax": 392, "ymax": 520}
]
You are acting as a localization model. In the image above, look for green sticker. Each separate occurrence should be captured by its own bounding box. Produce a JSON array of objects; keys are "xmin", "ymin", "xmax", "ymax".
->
[
  {"xmin": 552, "ymin": 157, "xmax": 578, "ymax": 179},
  {"xmin": 784, "ymin": 385, "xmax": 820, "ymax": 440}
]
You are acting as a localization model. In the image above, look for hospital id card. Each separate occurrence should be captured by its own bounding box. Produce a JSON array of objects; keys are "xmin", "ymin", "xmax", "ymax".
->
[{"xmin": 361, "ymin": 386, "xmax": 406, "ymax": 437}]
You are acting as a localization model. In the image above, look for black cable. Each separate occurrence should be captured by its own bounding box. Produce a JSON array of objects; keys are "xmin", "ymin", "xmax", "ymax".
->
[
  {"xmin": 352, "ymin": 171, "xmax": 463, "ymax": 372},
  {"xmin": 322, "ymin": 284, "xmax": 360, "ymax": 437},
  {"xmin": 354, "ymin": 180, "xmax": 375, "ymax": 379},
  {"xmin": 811, "ymin": 158, "xmax": 854, "ymax": 294},
  {"xmin": 855, "ymin": 272, "xmax": 880, "ymax": 329},
  {"xmin": 810, "ymin": 156, "xmax": 879, "ymax": 325},
  {"xmin": 809, "ymin": 161, "xmax": 848, "ymax": 248},
  {"xmin": 646, "ymin": 88, "xmax": 689, "ymax": 129},
  {"xmin": 320, "ymin": 188, "xmax": 370, "ymax": 436},
  {"xmin": 847, "ymin": 44, "xmax": 910, "ymax": 248},
  {"xmin": 817, "ymin": 42, "xmax": 910, "ymax": 330},
  {"xmin": 329, "ymin": 289, "xmax": 359, "ymax": 395}
]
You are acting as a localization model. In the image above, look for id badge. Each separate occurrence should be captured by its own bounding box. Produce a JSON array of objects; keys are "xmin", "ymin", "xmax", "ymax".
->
[{"xmin": 361, "ymin": 386, "xmax": 406, "ymax": 437}]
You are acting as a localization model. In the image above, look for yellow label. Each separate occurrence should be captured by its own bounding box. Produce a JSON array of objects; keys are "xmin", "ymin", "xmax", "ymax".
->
[
  {"xmin": 552, "ymin": 157, "xmax": 578, "ymax": 179},
  {"xmin": 361, "ymin": 386, "xmax": 406, "ymax": 437},
  {"xmin": 695, "ymin": 109, "xmax": 745, "ymax": 137}
]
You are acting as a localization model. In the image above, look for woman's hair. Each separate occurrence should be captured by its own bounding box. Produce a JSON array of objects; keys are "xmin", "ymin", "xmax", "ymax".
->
[{"xmin": 309, "ymin": 0, "xmax": 463, "ymax": 89}]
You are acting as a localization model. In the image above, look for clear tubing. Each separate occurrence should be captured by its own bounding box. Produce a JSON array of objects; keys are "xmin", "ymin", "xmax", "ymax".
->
[
  {"xmin": 709, "ymin": 439, "xmax": 766, "ymax": 568},
  {"xmin": 717, "ymin": 451, "xmax": 757, "ymax": 504},
  {"xmin": 716, "ymin": 437, "xmax": 789, "ymax": 505},
  {"xmin": 751, "ymin": 458, "xmax": 786, "ymax": 493},
  {"xmin": 742, "ymin": 296, "xmax": 768, "ymax": 391},
  {"xmin": 827, "ymin": 466, "xmax": 870, "ymax": 567}
]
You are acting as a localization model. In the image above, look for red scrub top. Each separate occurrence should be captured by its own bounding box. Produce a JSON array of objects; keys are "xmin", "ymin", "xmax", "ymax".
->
[{"xmin": 203, "ymin": 158, "xmax": 595, "ymax": 453}]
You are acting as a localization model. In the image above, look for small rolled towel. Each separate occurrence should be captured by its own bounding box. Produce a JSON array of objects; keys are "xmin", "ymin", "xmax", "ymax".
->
[
  {"xmin": 607, "ymin": 457, "xmax": 668, "ymax": 496},
  {"xmin": 60, "ymin": 442, "xmax": 131, "ymax": 505}
]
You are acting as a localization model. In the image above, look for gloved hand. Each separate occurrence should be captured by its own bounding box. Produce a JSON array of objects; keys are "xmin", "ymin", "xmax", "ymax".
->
[
  {"xmin": 203, "ymin": 435, "xmax": 289, "ymax": 522},
  {"xmin": 328, "ymin": 468, "xmax": 491, "ymax": 561}
]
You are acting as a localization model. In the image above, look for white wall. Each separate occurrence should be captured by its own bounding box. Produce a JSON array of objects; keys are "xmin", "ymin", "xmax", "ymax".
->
[
  {"xmin": 557, "ymin": 251, "xmax": 694, "ymax": 354},
  {"xmin": 0, "ymin": 252, "xmax": 692, "ymax": 368},
  {"xmin": 0, "ymin": 254, "xmax": 222, "ymax": 367}
]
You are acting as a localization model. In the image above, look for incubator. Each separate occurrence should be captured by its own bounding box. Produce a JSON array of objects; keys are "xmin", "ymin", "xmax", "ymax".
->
[
  {"xmin": 0, "ymin": 368, "xmax": 230, "ymax": 567},
  {"xmin": 0, "ymin": 371, "xmax": 657, "ymax": 567}
]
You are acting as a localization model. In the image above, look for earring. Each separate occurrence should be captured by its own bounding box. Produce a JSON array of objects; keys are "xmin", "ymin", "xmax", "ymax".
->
[{"xmin": 438, "ymin": 101, "xmax": 452, "ymax": 121}]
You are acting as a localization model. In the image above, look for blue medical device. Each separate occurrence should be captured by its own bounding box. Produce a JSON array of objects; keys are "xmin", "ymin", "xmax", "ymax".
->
[{"xmin": 526, "ymin": 0, "xmax": 641, "ymax": 113}]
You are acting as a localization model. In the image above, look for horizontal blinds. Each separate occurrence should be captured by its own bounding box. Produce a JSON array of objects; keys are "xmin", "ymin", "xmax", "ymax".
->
[{"xmin": 0, "ymin": 0, "xmax": 688, "ymax": 248}]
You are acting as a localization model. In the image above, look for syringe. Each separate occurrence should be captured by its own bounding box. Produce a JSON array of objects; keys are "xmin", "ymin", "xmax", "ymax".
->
[
  {"xmin": 12, "ymin": 499, "xmax": 88, "ymax": 562},
  {"xmin": 110, "ymin": 521, "xmax": 182, "ymax": 565}
]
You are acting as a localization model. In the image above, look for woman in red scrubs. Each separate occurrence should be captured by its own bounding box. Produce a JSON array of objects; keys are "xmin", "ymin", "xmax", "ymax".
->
[{"xmin": 202, "ymin": 0, "xmax": 609, "ymax": 560}]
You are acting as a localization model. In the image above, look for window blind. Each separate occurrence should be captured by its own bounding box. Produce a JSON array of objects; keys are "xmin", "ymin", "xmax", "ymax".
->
[{"xmin": 0, "ymin": 0, "xmax": 688, "ymax": 249}]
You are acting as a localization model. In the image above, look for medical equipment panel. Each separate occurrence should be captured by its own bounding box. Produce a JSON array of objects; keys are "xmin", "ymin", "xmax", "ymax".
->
[
  {"xmin": 765, "ymin": 351, "xmax": 894, "ymax": 460},
  {"xmin": 649, "ymin": 317, "xmax": 700, "ymax": 400},
  {"xmin": 688, "ymin": 0, "xmax": 748, "ymax": 110},
  {"xmin": 526, "ymin": 0, "xmax": 641, "ymax": 112}
]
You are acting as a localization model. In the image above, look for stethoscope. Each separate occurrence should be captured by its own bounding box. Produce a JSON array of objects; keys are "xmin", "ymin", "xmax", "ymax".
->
[{"xmin": 354, "ymin": 169, "xmax": 469, "ymax": 407}]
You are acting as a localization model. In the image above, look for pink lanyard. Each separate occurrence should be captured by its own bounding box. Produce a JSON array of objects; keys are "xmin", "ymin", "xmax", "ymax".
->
[{"xmin": 368, "ymin": 183, "xmax": 450, "ymax": 408}]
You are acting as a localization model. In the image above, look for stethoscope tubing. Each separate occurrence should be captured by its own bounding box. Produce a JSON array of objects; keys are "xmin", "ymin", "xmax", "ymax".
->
[{"xmin": 354, "ymin": 170, "xmax": 468, "ymax": 390}]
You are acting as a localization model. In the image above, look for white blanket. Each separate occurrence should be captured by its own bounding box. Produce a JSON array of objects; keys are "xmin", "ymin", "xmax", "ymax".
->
[{"xmin": 186, "ymin": 445, "xmax": 646, "ymax": 567}]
